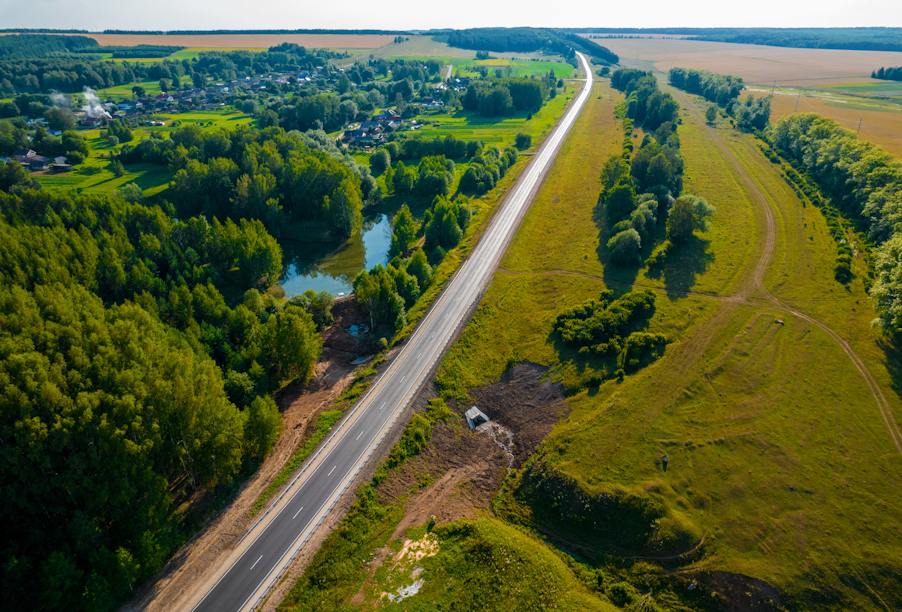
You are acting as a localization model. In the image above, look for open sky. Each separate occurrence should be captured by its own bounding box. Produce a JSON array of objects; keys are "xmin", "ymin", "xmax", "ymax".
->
[{"xmin": 1, "ymin": 0, "xmax": 900, "ymax": 31}]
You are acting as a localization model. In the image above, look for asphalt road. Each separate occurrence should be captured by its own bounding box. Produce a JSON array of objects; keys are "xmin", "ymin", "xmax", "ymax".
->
[{"xmin": 192, "ymin": 52, "xmax": 593, "ymax": 612}]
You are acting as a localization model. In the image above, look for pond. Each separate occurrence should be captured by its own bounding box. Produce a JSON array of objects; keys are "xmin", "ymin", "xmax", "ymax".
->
[{"xmin": 280, "ymin": 213, "xmax": 393, "ymax": 298}]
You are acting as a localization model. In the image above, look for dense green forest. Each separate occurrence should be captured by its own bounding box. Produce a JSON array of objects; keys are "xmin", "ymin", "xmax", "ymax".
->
[
  {"xmin": 667, "ymin": 67, "xmax": 771, "ymax": 130},
  {"xmin": 71, "ymin": 45, "xmax": 186, "ymax": 58},
  {"xmin": 0, "ymin": 41, "xmax": 340, "ymax": 94},
  {"xmin": 116, "ymin": 123, "xmax": 372, "ymax": 238},
  {"xmin": 0, "ymin": 148, "xmax": 333, "ymax": 609},
  {"xmin": 0, "ymin": 33, "xmax": 98, "ymax": 59},
  {"xmin": 436, "ymin": 27, "xmax": 619, "ymax": 65},
  {"xmin": 768, "ymin": 114, "xmax": 902, "ymax": 333},
  {"xmin": 873, "ymin": 66, "xmax": 902, "ymax": 81}
]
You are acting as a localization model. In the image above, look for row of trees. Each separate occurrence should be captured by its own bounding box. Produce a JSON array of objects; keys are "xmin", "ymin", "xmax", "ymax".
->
[
  {"xmin": 370, "ymin": 135, "xmax": 483, "ymax": 168},
  {"xmin": 610, "ymin": 69, "xmax": 680, "ymax": 131},
  {"xmin": 873, "ymin": 66, "xmax": 902, "ymax": 81},
  {"xmin": 601, "ymin": 90, "xmax": 716, "ymax": 265},
  {"xmin": 0, "ymin": 164, "xmax": 324, "ymax": 611},
  {"xmin": 666, "ymin": 66, "xmax": 771, "ymax": 130},
  {"xmin": 668, "ymin": 67, "xmax": 744, "ymax": 106},
  {"xmin": 440, "ymin": 27, "xmax": 619, "ymax": 64},
  {"xmin": 0, "ymin": 33, "xmax": 98, "ymax": 59},
  {"xmin": 689, "ymin": 28, "xmax": 902, "ymax": 53},
  {"xmin": 768, "ymin": 113, "xmax": 902, "ymax": 333}
]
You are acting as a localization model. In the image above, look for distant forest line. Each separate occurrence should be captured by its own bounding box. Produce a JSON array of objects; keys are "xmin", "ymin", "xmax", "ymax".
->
[
  {"xmin": 434, "ymin": 28, "xmax": 619, "ymax": 65},
  {"xmin": 572, "ymin": 27, "xmax": 902, "ymax": 53},
  {"xmin": 0, "ymin": 28, "xmax": 413, "ymax": 35}
]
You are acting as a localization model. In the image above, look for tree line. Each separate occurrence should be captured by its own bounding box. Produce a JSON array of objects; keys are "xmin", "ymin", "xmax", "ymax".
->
[
  {"xmin": 768, "ymin": 113, "xmax": 902, "ymax": 334},
  {"xmin": 71, "ymin": 45, "xmax": 186, "ymax": 58},
  {"xmin": 439, "ymin": 27, "xmax": 619, "ymax": 65},
  {"xmin": 873, "ymin": 66, "xmax": 902, "ymax": 81},
  {"xmin": 610, "ymin": 69, "xmax": 680, "ymax": 131},
  {"xmin": 667, "ymin": 67, "xmax": 771, "ymax": 130},
  {"xmin": 0, "ymin": 33, "xmax": 98, "ymax": 59},
  {"xmin": 0, "ymin": 45, "xmax": 342, "ymax": 94},
  {"xmin": 601, "ymin": 80, "xmax": 715, "ymax": 266},
  {"xmin": 688, "ymin": 28, "xmax": 902, "ymax": 53},
  {"xmin": 0, "ymin": 161, "xmax": 326, "ymax": 611},
  {"xmin": 668, "ymin": 67, "xmax": 744, "ymax": 105}
]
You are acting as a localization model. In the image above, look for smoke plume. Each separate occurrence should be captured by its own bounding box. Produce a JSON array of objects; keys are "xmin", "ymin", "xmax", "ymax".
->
[
  {"xmin": 50, "ymin": 92, "xmax": 70, "ymax": 108},
  {"xmin": 82, "ymin": 86, "xmax": 112, "ymax": 119}
]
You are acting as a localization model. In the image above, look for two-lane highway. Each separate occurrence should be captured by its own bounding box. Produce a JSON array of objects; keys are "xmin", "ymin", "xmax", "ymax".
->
[{"xmin": 192, "ymin": 51, "xmax": 594, "ymax": 612}]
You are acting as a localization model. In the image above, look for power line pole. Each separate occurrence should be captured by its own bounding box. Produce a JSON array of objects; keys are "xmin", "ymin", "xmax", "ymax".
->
[
  {"xmin": 794, "ymin": 91, "xmax": 801, "ymax": 112},
  {"xmin": 857, "ymin": 119, "xmax": 862, "ymax": 136},
  {"xmin": 771, "ymin": 80, "xmax": 776, "ymax": 96}
]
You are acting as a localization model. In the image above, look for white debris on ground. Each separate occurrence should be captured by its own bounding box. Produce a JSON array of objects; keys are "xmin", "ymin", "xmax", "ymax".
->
[
  {"xmin": 379, "ymin": 534, "xmax": 439, "ymax": 603},
  {"xmin": 387, "ymin": 579, "xmax": 424, "ymax": 602},
  {"xmin": 477, "ymin": 421, "xmax": 515, "ymax": 471}
]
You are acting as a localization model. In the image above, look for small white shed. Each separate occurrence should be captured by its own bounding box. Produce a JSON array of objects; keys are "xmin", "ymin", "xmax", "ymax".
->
[{"xmin": 465, "ymin": 406, "xmax": 490, "ymax": 430}]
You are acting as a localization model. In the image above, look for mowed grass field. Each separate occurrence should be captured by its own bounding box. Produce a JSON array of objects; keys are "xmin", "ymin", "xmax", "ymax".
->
[
  {"xmin": 437, "ymin": 76, "xmax": 902, "ymax": 608},
  {"xmin": 411, "ymin": 90, "xmax": 573, "ymax": 148},
  {"xmin": 769, "ymin": 91, "xmax": 902, "ymax": 158},
  {"xmin": 37, "ymin": 110, "xmax": 254, "ymax": 197}
]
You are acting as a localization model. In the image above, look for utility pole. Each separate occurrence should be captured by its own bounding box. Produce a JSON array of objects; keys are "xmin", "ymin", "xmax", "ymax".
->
[
  {"xmin": 857, "ymin": 119, "xmax": 862, "ymax": 136},
  {"xmin": 794, "ymin": 91, "xmax": 801, "ymax": 112},
  {"xmin": 771, "ymin": 80, "xmax": 776, "ymax": 96}
]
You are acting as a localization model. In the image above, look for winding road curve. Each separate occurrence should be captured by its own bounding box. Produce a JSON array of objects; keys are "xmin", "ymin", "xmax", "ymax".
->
[{"xmin": 188, "ymin": 52, "xmax": 595, "ymax": 612}]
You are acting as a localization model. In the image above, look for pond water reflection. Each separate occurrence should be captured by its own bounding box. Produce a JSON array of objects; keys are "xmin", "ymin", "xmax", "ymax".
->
[{"xmin": 280, "ymin": 213, "xmax": 392, "ymax": 298}]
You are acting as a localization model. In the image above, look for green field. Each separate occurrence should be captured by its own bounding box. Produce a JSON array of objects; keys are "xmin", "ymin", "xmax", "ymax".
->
[
  {"xmin": 430, "ymin": 78, "xmax": 902, "ymax": 609},
  {"xmin": 409, "ymin": 92, "xmax": 572, "ymax": 148},
  {"xmin": 386, "ymin": 55, "xmax": 576, "ymax": 80},
  {"xmin": 37, "ymin": 109, "xmax": 254, "ymax": 198}
]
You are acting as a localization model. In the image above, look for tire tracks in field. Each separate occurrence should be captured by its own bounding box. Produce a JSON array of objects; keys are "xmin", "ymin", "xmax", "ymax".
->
[{"xmin": 673, "ymin": 89, "xmax": 902, "ymax": 458}]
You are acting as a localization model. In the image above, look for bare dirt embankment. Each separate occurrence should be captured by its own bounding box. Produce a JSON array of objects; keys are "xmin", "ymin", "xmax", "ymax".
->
[
  {"xmin": 121, "ymin": 297, "xmax": 377, "ymax": 612},
  {"xmin": 344, "ymin": 363, "xmax": 571, "ymax": 605},
  {"xmin": 381, "ymin": 363, "xmax": 569, "ymax": 533}
]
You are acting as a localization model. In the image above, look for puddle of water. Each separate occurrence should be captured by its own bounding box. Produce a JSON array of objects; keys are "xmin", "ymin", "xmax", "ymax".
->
[
  {"xmin": 280, "ymin": 213, "xmax": 393, "ymax": 298},
  {"xmin": 347, "ymin": 324, "xmax": 369, "ymax": 339}
]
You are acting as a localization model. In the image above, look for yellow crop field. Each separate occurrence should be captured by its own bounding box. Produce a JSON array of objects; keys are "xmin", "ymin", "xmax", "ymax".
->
[
  {"xmin": 770, "ymin": 91, "xmax": 902, "ymax": 158},
  {"xmin": 596, "ymin": 37, "xmax": 901, "ymax": 86}
]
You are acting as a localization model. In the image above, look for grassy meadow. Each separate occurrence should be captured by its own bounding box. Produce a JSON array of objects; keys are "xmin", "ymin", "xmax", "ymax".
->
[
  {"xmin": 432, "ymin": 75, "xmax": 902, "ymax": 609},
  {"xmin": 36, "ymin": 109, "xmax": 254, "ymax": 197}
]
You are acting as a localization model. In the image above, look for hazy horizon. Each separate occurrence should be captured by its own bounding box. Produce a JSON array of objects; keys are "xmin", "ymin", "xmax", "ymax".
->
[{"xmin": 1, "ymin": 0, "xmax": 900, "ymax": 33}]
